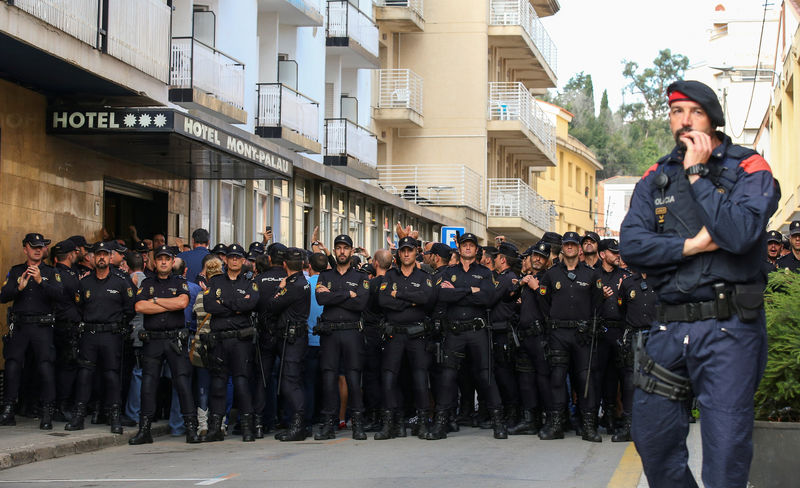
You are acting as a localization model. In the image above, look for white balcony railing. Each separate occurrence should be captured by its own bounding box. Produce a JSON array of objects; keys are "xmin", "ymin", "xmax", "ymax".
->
[
  {"xmin": 488, "ymin": 178, "xmax": 555, "ymax": 231},
  {"xmin": 13, "ymin": 0, "xmax": 99, "ymax": 46},
  {"xmin": 377, "ymin": 165, "xmax": 484, "ymax": 212},
  {"xmin": 325, "ymin": 119, "xmax": 378, "ymax": 167},
  {"xmin": 327, "ymin": 0, "xmax": 379, "ymax": 58},
  {"xmin": 170, "ymin": 38, "xmax": 246, "ymax": 110},
  {"xmin": 107, "ymin": 0, "xmax": 171, "ymax": 83},
  {"xmin": 256, "ymin": 83, "xmax": 320, "ymax": 142},
  {"xmin": 374, "ymin": 0, "xmax": 424, "ymax": 17},
  {"xmin": 377, "ymin": 69, "xmax": 423, "ymax": 115},
  {"xmin": 490, "ymin": 0, "xmax": 557, "ymax": 74},
  {"xmin": 488, "ymin": 82, "xmax": 556, "ymax": 160}
]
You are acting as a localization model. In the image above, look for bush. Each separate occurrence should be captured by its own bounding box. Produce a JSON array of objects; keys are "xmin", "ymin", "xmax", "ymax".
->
[{"xmin": 754, "ymin": 270, "xmax": 800, "ymax": 421}]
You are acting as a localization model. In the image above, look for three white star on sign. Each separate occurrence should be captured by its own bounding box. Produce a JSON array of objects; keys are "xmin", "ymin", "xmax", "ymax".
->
[{"xmin": 121, "ymin": 113, "xmax": 168, "ymax": 128}]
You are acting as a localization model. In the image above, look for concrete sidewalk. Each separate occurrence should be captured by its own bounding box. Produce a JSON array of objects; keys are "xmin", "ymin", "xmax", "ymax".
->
[{"xmin": 0, "ymin": 417, "xmax": 170, "ymax": 471}]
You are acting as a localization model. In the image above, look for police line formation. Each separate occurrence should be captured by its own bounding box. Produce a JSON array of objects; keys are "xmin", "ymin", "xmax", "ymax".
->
[{"xmin": 1, "ymin": 80, "xmax": 799, "ymax": 488}]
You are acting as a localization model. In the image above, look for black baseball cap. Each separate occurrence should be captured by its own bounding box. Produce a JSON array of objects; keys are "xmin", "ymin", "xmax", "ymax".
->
[
  {"xmin": 790, "ymin": 220, "xmax": 800, "ymax": 236},
  {"xmin": 426, "ymin": 242, "xmax": 452, "ymax": 260},
  {"xmin": 22, "ymin": 233, "xmax": 51, "ymax": 247},
  {"xmin": 249, "ymin": 241, "xmax": 266, "ymax": 254},
  {"xmin": 154, "ymin": 245, "xmax": 174, "ymax": 258},
  {"xmin": 497, "ymin": 242, "xmax": 519, "ymax": 259},
  {"xmin": 284, "ymin": 247, "xmax": 305, "ymax": 261},
  {"xmin": 398, "ymin": 236, "xmax": 418, "ymax": 250},
  {"xmin": 334, "ymin": 234, "xmax": 353, "ymax": 247},
  {"xmin": 226, "ymin": 244, "xmax": 245, "ymax": 257},
  {"xmin": 581, "ymin": 231, "xmax": 600, "ymax": 244},
  {"xmin": 112, "ymin": 241, "xmax": 128, "ymax": 253},
  {"xmin": 211, "ymin": 243, "xmax": 227, "ymax": 255},
  {"xmin": 52, "ymin": 240, "xmax": 76, "ymax": 255},
  {"xmin": 246, "ymin": 251, "xmax": 259, "ymax": 261},
  {"xmin": 134, "ymin": 241, "xmax": 150, "ymax": 253},
  {"xmin": 93, "ymin": 241, "xmax": 114, "ymax": 254},
  {"xmin": 562, "ymin": 232, "xmax": 581, "ymax": 245},
  {"xmin": 68, "ymin": 235, "xmax": 89, "ymax": 248},
  {"xmin": 599, "ymin": 238, "xmax": 620, "ymax": 253},
  {"xmin": 766, "ymin": 230, "xmax": 782, "ymax": 243},
  {"xmin": 542, "ymin": 232, "xmax": 563, "ymax": 245},
  {"xmin": 267, "ymin": 242, "xmax": 287, "ymax": 259},
  {"xmin": 532, "ymin": 241, "xmax": 551, "ymax": 258},
  {"xmin": 482, "ymin": 245, "xmax": 499, "ymax": 257},
  {"xmin": 458, "ymin": 233, "xmax": 479, "ymax": 245}
]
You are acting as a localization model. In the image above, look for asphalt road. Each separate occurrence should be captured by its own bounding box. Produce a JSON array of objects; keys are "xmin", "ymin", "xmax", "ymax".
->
[{"xmin": 0, "ymin": 426, "xmax": 633, "ymax": 488}]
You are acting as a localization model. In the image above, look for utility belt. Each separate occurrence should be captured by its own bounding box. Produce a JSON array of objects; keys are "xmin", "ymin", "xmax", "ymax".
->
[
  {"xmin": 491, "ymin": 320, "xmax": 510, "ymax": 331},
  {"xmin": 444, "ymin": 317, "xmax": 487, "ymax": 334},
  {"xmin": 384, "ymin": 322, "xmax": 428, "ymax": 339},
  {"xmin": 656, "ymin": 283, "xmax": 763, "ymax": 324},
  {"xmin": 603, "ymin": 319, "xmax": 625, "ymax": 329},
  {"xmin": 202, "ymin": 327, "xmax": 256, "ymax": 342},
  {"xmin": 312, "ymin": 320, "xmax": 362, "ymax": 336},
  {"xmin": 549, "ymin": 320, "xmax": 586, "ymax": 329},
  {"xmin": 83, "ymin": 322, "xmax": 123, "ymax": 334},
  {"xmin": 270, "ymin": 321, "xmax": 307, "ymax": 343},
  {"xmin": 633, "ymin": 331, "xmax": 691, "ymax": 401},
  {"xmin": 9, "ymin": 313, "xmax": 55, "ymax": 326},
  {"xmin": 517, "ymin": 320, "xmax": 545, "ymax": 339},
  {"xmin": 138, "ymin": 328, "xmax": 189, "ymax": 342}
]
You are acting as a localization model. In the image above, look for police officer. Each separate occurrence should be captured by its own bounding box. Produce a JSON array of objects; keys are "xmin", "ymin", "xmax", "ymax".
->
[
  {"xmin": 489, "ymin": 242, "xmax": 522, "ymax": 428},
  {"xmin": 508, "ymin": 241, "xmax": 551, "ymax": 435},
  {"xmin": 202, "ymin": 243, "xmax": 260, "ymax": 442},
  {"xmin": 765, "ymin": 230, "xmax": 782, "ymax": 268},
  {"xmin": 776, "ymin": 220, "xmax": 800, "ymax": 272},
  {"xmin": 50, "ymin": 240, "xmax": 83, "ymax": 423},
  {"xmin": 594, "ymin": 238, "xmax": 630, "ymax": 434},
  {"xmin": 129, "ymin": 245, "xmax": 199, "ymax": 445},
  {"xmin": 614, "ymin": 270, "xmax": 657, "ymax": 442},
  {"xmin": 267, "ymin": 247, "xmax": 311, "ymax": 442},
  {"xmin": 68, "ymin": 235, "xmax": 92, "ymax": 277},
  {"xmin": 620, "ymin": 79, "xmax": 780, "ymax": 487},
  {"xmin": 314, "ymin": 234, "xmax": 370, "ymax": 440},
  {"xmin": 427, "ymin": 233, "xmax": 507, "ymax": 440},
  {"xmin": 374, "ymin": 237, "xmax": 433, "ymax": 440},
  {"xmin": 362, "ymin": 249, "xmax": 393, "ymax": 432},
  {"xmin": 0, "ymin": 233, "xmax": 62, "ymax": 429},
  {"xmin": 538, "ymin": 231, "xmax": 604, "ymax": 442},
  {"xmin": 253, "ymin": 243, "xmax": 287, "ymax": 438},
  {"xmin": 581, "ymin": 232, "xmax": 601, "ymax": 269},
  {"xmin": 66, "ymin": 242, "xmax": 135, "ymax": 433}
]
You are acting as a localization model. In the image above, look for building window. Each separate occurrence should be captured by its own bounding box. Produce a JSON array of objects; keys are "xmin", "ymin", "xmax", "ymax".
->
[
  {"xmin": 295, "ymin": 178, "xmax": 311, "ymax": 247},
  {"xmin": 568, "ymin": 162, "xmax": 573, "ymax": 187},
  {"xmin": 255, "ymin": 185, "xmax": 270, "ymax": 243},
  {"xmin": 365, "ymin": 203, "xmax": 378, "ymax": 253},
  {"xmin": 219, "ymin": 181, "xmax": 245, "ymax": 245},
  {"xmin": 320, "ymin": 185, "xmax": 331, "ymax": 246},
  {"xmin": 273, "ymin": 180, "xmax": 291, "ymax": 245},
  {"xmin": 349, "ymin": 198, "xmax": 364, "ymax": 247},
  {"xmin": 332, "ymin": 189, "xmax": 347, "ymax": 238}
]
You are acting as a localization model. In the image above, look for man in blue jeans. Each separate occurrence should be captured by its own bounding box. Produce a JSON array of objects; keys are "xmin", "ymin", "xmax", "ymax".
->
[{"xmin": 620, "ymin": 80, "xmax": 780, "ymax": 488}]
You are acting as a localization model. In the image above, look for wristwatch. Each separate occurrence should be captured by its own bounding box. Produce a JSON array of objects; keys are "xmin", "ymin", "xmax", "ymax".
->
[
  {"xmin": 685, "ymin": 164, "xmax": 709, "ymax": 177},
  {"xmin": 152, "ymin": 296, "xmax": 158, "ymax": 303}
]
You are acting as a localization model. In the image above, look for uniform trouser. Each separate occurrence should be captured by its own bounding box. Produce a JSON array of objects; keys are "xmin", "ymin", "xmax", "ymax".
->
[
  {"xmin": 74, "ymin": 331, "xmax": 122, "ymax": 406},
  {"xmin": 253, "ymin": 332, "xmax": 307, "ymax": 416},
  {"xmin": 3, "ymin": 323, "xmax": 56, "ymax": 403},
  {"xmin": 139, "ymin": 337, "xmax": 195, "ymax": 417},
  {"xmin": 598, "ymin": 326, "xmax": 625, "ymax": 416},
  {"xmin": 380, "ymin": 333, "xmax": 432, "ymax": 410},
  {"xmin": 319, "ymin": 329, "xmax": 364, "ymax": 416},
  {"xmin": 209, "ymin": 337, "xmax": 254, "ymax": 416},
  {"xmin": 362, "ymin": 326, "xmax": 383, "ymax": 412},
  {"xmin": 54, "ymin": 324, "xmax": 79, "ymax": 403},
  {"xmin": 547, "ymin": 327, "xmax": 597, "ymax": 412},
  {"xmin": 517, "ymin": 333, "xmax": 553, "ymax": 411},
  {"xmin": 631, "ymin": 314, "xmax": 766, "ymax": 488},
  {"xmin": 492, "ymin": 331, "xmax": 519, "ymax": 407},
  {"xmin": 434, "ymin": 329, "xmax": 501, "ymax": 411}
]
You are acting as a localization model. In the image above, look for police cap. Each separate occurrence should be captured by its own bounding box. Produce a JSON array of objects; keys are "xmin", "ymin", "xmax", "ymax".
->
[
  {"xmin": 112, "ymin": 241, "xmax": 128, "ymax": 253},
  {"xmin": 52, "ymin": 240, "xmax": 76, "ymax": 255},
  {"xmin": 667, "ymin": 80, "xmax": 725, "ymax": 127},
  {"xmin": 93, "ymin": 241, "xmax": 114, "ymax": 254},
  {"xmin": 482, "ymin": 245, "xmax": 499, "ymax": 257},
  {"xmin": 531, "ymin": 241, "xmax": 551, "ymax": 258},
  {"xmin": 542, "ymin": 232, "xmax": 563, "ymax": 245},
  {"xmin": 226, "ymin": 244, "xmax": 245, "ymax": 258},
  {"xmin": 766, "ymin": 230, "xmax": 783, "ymax": 243},
  {"xmin": 211, "ymin": 243, "xmax": 227, "ymax": 255},
  {"xmin": 267, "ymin": 242, "xmax": 287, "ymax": 259},
  {"xmin": 22, "ymin": 233, "xmax": 51, "ymax": 247},
  {"xmin": 398, "ymin": 236, "xmax": 418, "ymax": 250},
  {"xmin": 562, "ymin": 232, "xmax": 581, "ymax": 245},
  {"xmin": 134, "ymin": 241, "xmax": 150, "ymax": 253},
  {"xmin": 458, "ymin": 233, "xmax": 479, "ymax": 245},
  {"xmin": 68, "ymin": 235, "xmax": 88, "ymax": 248},
  {"xmin": 497, "ymin": 242, "xmax": 519, "ymax": 259},
  {"xmin": 334, "ymin": 234, "xmax": 353, "ymax": 248},
  {"xmin": 249, "ymin": 241, "xmax": 266, "ymax": 255},
  {"xmin": 599, "ymin": 238, "xmax": 620, "ymax": 253},
  {"xmin": 581, "ymin": 231, "xmax": 600, "ymax": 244},
  {"xmin": 426, "ymin": 242, "xmax": 452, "ymax": 260},
  {"xmin": 284, "ymin": 247, "xmax": 305, "ymax": 261},
  {"xmin": 154, "ymin": 245, "xmax": 174, "ymax": 258},
  {"xmin": 790, "ymin": 220, "xmax": 800, "ymax": 237}
]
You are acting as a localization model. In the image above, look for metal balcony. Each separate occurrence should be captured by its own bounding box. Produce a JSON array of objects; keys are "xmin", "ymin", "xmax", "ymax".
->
[
  {"xmin": 373, "ymin": 69, "xmax": 424, "ymax": 127},
  {"xmin": 169, "ymin": 37, "xmax": 247, "ymax": 124},
  {"xmin": 374, "ymin": 0, "xmax": 424, "ymax": 32},
  {"xmin": 489, "ymin": 0, "xmax": 557, "ymax": 89},
  {"xmin": 256, "ymin": 83, "xmax": 321, "ymax": 154},
  {"xmin": 488, "ymin": 178, "xmax": 555, "ymax": 240},
  {"xmin": 326, "ymin": 0, "xmax": 380, "ymax": 68},
  {"xmin": 257, "ymin": 0, "xmax": 324, "ymax": 26},
  {"xmin": 376, "ymin": 164, "xmax": 483, "ymax": 213},
  {"xmin": 324, "ymin": 118, "xmax": 379, "ymax": 179},
  {"xmin": 488, "ymin": 82, "xmax": 556, "ymax": 166}
]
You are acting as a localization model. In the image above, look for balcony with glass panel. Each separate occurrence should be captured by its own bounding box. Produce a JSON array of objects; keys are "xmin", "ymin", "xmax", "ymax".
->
[{"xmin": 256, "ymin": 83, "xmax": 321, "ymax": 154}]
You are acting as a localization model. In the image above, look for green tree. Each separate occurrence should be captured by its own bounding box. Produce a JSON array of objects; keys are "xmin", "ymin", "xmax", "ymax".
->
[{"xmin": 621, "ymin": 49, "xmax": 689, "ymax": 121}]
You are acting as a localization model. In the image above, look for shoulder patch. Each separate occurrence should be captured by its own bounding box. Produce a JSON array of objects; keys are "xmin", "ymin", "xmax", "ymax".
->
[
  {"xmin": 137, "ymin": 288, "xmax": 143, "ymax": 295},
  {"xmin": 539, "ymin": 286, "xmax": 547, "ymax": 296},
  {"xmin": 127, "ymin": 288, "xmax": 133, "ymax": 297},
  {"xmin": 436, "ymin": 277, "xmax": 442, "ymax": 286},
  {"xmin": 182, "ymin": 283, "xmax": 189, "ymax": 291},
  {"xmin": 739, "ymin": 154, "xmax": 771, "ymax": 175},
  {"xmin": 642, "ymin": 163, "xmax": 660, "ymax": 179},
  {"xmin": 252, "ymin": 283, "xmax": 259, "ymax": 292},
  {"xmin": 380, "ymin": 282, "xmax": 388, "ymax": 291},
  {"xmin": 596, "ymin": 279, "xmax": 603, "ymax": 289},
  {"xmin": 363, "ymin": 280, "xmax": 369, "ymax": 289},
  {"xmin": 203, "ymin": 288, "xmax": 210, "ymax": 295},
  {"xmin": 55, "ymin": 273, "xmax": 61, "ymax": 283}
]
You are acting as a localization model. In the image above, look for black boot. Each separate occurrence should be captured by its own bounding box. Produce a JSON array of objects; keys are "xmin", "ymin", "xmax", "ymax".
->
[
  {"xmin": 363, "ymin": 409, "xmax": 379, "ymax": 432},
  {"xmin": 314, "ymin": 415, "xmax": 336, "ymax": 440},
  {"xmin": 413, "ymin": 409, "xmax": 431, "ymax": 439},
  {"xmin": 538, "ymin": 410, "xmax": 564, "ymax": 440},
  {"xmin": 277, "ymin": 412, "xmax": 306, "ymax": 442},
  {"xmin": 373, "ymin": 410, "xmax": 395, "ymax": 440},
  {"xmin": 508, "ymin": 408, "xmax": 538, "ymax": 435},
  {"xmin": 425, "ymin": 410, "xmax": 448, "ymax": 440},
  {"xmin": 0, "ymin": 403, "xmax": 16, "ymax": 426},
  {"xmin": 65, "ymin": 402, "xmax": 87, "ymax": 431},
  {"xmin": 55, "ymin": 401, "xmax": 71, "ymax": 422},
  {"xmin": 505, "ymin": 404, "xmax": 520, "ymax": 428},
  {"xmin": 184, "ymin": 415, "xmax": 202, "ymax": 444},
  {"xmin": 241, "ymin": 413, "xmax": 255, "ymax": 442},
  {"xmin": 128, "ymin": 415, "xmax": 154, "ymax": 445},
  {"xmin": 108, "ymin": 404, "xmax": 123, "ymax": 434},
  {"xmin": 90, "ymin": 401, "xmax": 106, "ymax": 425},
  {"xmin": 39, "ymin": 402, "xmax": 55, "ymax": 430},
  {"xmin": 490, "ymin": 409, "xmax": 508, "ymax": 439},
  {"xmin": 393, "ymin": 411, "xmax": 406, "ymax": 438},
  {"xmin": 203, "ymin": 414, "xmax": 225, "ymax": 442},
  {"xmin": 581, "ymin": 413, "xmax": 602, "ymax": 443},
  {"xmin": 351, "ymin": 411, "xmax": 367, "ymax": 440},
  {"xmin": 447, "ymin": 409, "xmax": 460, "ymax": 433},
  {"xmin": 477, "ymin": 403, "xmax": 491, "ymax": 429},
  {"xmin": 254, "ymin": 415, "xmax": 264, "ymax": 439},
  {"xmin": 612, "ymin": 414, "xmax": 632, "ymax": 442}
]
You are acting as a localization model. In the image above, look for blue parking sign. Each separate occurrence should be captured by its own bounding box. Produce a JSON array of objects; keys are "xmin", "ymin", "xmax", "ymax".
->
[{"xmin": 441, "ymin": 227, "xmax": 465, "ymax": 249}]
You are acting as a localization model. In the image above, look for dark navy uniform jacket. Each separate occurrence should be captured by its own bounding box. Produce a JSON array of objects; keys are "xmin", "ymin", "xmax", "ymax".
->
[
  {"xmin": 599, "ymin": 266, "xmax": 630, "ymax": 322},
  {"xmin": 80, "ymin": 271, "xmax": 135, "ymax": 325},
  {"xmin": 136, "ymin": 274, "xmax": 190, "ymax": 331},
  {"xmin": 539, "ymin": 261, "xmax": 603, "ymax": 321},
  {"xmin": 0, "ymin": 263, "xmax": 63, "ymax": 316},
  {"xmin": 437, "ymin": 261, "xmax": 495, "ymax": 322},
  {"xmin": 518, "ymin": 271, "xmax": 547, "ymax": 325},
  {"xmin": 489, "ymin": 267, "xmax": 519, "ymax": 327},
  {"xmin": 203, "ymin": 272, "xmax": 260, "ymax": 331},
  {"xmin": 428, "ymin": 265, "xmax": 449, "ymax": 321},
  {"xmin": 362, "ymin": 274, "xmax": 386, "ymax": 326},
  {"xmin": 255, "ymin": 266, "xmax": 287, "ymax": 323},
  {"xmin": 776, "ymin": 252, "xmax": 800, "ymax": 272},
  {"xmin": 378, "ymin": 266, "xmax": 432, "ymax": 324},
  {"xmin": 618, "ymin": 273, "xmax": 658, "ymax": 329},
  {"xmin": 315, "ymin": 267, "xmax": 369, "ymax": 322},
  {"xmin": 54, "ymin": 263, "xmax": 82, "ymax": 323},
  {"xmin": 620, "ymin": 134, "xmax": 780, "ymax": 304},
  {"xmin": 271, "ymin": 272, "xmax": 310, "ymax": 325}
]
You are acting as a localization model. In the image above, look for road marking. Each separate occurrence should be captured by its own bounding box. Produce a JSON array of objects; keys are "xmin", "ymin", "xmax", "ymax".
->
[
  {"xmin": 196, "ymin": 473, "xmax": 240, "ymax": 485},
  {"xmin": 0, "ymin": 475, "xmax": 238, "ymax": 485},
  {"xmin": 607, "ymin": 443, "xmax": 643, "ymax": 488},
  {"xmin": 326, "ymin": 438, "xmax": 349, "ymax": 445}
]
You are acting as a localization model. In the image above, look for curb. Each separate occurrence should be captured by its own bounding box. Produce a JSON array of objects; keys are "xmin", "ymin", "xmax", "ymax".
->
[{"xmin": 0, "ymin": 423, "xmax": 170, "ymax": 471}]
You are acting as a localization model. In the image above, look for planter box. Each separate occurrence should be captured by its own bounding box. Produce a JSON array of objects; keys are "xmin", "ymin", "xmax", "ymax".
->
[{"xmin": 749, "ymin": 420, "xmax": 800, "ymax": 487}]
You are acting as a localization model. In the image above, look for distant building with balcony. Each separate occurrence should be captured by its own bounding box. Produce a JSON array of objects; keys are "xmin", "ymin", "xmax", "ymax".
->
[
  {"xmin": 596, "ymin": 176, "xmax": 638, "ymax": 238},
  {"xmin": 533, "ymin": 102, "xmax": 601, "ymax": 236}
]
